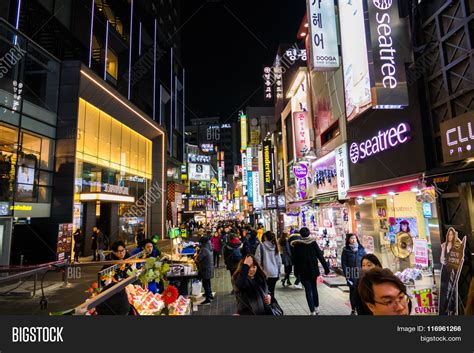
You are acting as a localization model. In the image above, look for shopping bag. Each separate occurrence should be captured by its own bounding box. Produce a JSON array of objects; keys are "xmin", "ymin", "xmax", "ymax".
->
[{"xmin": 191, "ymin": 280, "xmax": 202, "ymax": 296}]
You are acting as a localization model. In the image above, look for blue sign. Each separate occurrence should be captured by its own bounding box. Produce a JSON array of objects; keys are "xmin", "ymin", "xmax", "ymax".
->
[
  {"xmin": 423, "ymin": 203, "xmax": 433, "ymax": 218},
  {"xmin": 247, "ymin": 172, "xmax": 253, "ymax": 203}
]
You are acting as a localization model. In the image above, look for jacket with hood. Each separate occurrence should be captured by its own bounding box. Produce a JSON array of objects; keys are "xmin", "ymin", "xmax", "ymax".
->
[
  {"xmin": 223, "ymin": 237, "xmax": 243, "ymax": 272},
  {"xmin": 341, "ymin": 244, "xmax": 366, "ymax": 286},
  {"xmin": 291, "ymin": 236, "xmax": 330, "ymax": 280},
  {"xmin": 197, "ymin": 237, "xmax": 214, "ymax": 280},
  {"xmin": 242, "ymin": 233, "xmax": 260, "ymax": 257},
  {"xmin": 280, "ymin": 240, "xmax": 293, "ymax": 267},
  {"xmin": 255, "ymin": 241, "xmax": 282, "ymax": 278}
]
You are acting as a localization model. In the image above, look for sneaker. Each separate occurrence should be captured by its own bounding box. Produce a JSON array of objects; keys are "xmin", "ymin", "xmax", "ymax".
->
[
  {"xmin": 314, "ymin": 307, "xmax": 320, "ymax": 315},
  {"xmin": 293, "ymin": 283, "xmax": 303, "ymax": 289},
  {"xmin": 199, "ymin": 299, "xmax": 211, "ymax": 305},
  {"xmin": 309, "ymin": 311, "xmax": 315, "ymax": 316}
]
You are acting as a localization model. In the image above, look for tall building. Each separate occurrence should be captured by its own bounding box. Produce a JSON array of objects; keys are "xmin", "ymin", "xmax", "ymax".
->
[{"xmin": 0, "ymin": 0, "xmax": 185, "ymax": 264}]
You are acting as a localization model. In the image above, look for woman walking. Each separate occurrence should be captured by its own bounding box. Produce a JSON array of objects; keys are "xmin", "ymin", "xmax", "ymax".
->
[
  {"xmin": 210, "ymin": 231, "xmax": 222, "ymax": 268},
  {"xmin": 232, "ymin": 255, "xmax": 271, "ymax": 315},
  {"xmin": 255, "ymin": 231, "xmax": 281, "ymax": 302},
  {"xmin": 341, "ymin": 233, "xmax": 366, "ymax": 315}
]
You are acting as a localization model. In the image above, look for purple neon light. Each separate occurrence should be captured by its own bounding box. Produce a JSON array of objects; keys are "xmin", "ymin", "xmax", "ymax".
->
[
  {"xmin": 104, "ymin": 21, "xmax": 109, "ymax": 80},
  {"xmin": 88, "ymin": 0, "xmax": 94, "ymax": 68},
  {"xmin": 128, "ymin": 0, "xmax": 134, "ymax": 100},
  {"xmin": 139, "ymin": 22, "xmax": 142, "ymax": 56},
  {"xmin": 349, "ymin": 122, "xmax": 411, "ymax": 164},
  {"xmin": 153, "ymin": 18, "xmax": 157, "ymax": 120},
  {"xmin": 183, "ymin": 68, "xmax": 185, "ymax": 150},
  {"xmin": 15, "ymin": 0, "xmax": 21, "ymax": 29}
]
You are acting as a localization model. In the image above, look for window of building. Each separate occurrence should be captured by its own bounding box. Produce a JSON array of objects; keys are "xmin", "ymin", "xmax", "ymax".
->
[{"xmin": 106, "ymin": 49, "xmax": 119, "ymax": 80}]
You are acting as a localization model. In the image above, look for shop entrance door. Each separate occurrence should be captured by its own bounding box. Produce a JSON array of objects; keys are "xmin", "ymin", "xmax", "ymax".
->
[{"xmin": 0, "ymin": 218, "xmax": 12, "ymax": 266}]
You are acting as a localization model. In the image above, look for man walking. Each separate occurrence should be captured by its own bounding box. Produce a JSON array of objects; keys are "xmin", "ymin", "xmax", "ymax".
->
[{"xmin": 291, "ymin": 227, "xmax": 330, "ymax": 315}]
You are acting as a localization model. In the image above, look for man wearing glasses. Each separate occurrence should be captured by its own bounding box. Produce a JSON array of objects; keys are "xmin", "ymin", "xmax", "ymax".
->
[{"xmin": 358, "ymin": 268, "xmax": 411, "ymax": 315}]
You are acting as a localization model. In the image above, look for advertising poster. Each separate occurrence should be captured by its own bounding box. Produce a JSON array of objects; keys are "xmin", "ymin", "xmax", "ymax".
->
[
  {"xmin": 57, "ymin": 223, "xmax": 73, "ymax": 261},
  {"xmin": 263, "ymin": 141, "xmax": 274, "ymax": 193},
  {"xmin": 339, "ymin": 0, "xmax": 372, "ymax": 121},
  {"xmin": 414, "ymin": 239, "xmax": 429, "ymax": 268},
  {"xmin": 188, "ymin": 163, "xmax": 211, "ymax": 181},
  {"xmin": 411, "ymin": 287, "xmax": 438, "ymax": 316},
  {"xmin": 311, "ymin": 151, "xmax": 337, "ymax": 195},
  {"xmin": 439, "ymin": 227, "xmax": 467, "ymax": 315},
  {"xmin": 395, "ymin": 218, "xmax": 419, "ymax": 238}
]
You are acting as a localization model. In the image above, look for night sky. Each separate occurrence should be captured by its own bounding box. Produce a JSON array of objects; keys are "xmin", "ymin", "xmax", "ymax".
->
[{"xmin": 181, "ymin": 0, "xmax": 307, "ymax": 124}]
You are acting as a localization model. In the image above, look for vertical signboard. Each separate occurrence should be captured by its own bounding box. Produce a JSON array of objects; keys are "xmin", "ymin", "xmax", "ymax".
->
[
  {"xmin": 292, "ymin": 111, "xmax": 311, "ymax": 159},
  {"xmin": 218, "ymin": 166, "xmax": 223, "ymax": 188},
  {"xmin": 247, "ymin": 172, "xmax": 254, "ymax": 203},
  {"xmin": 240, "ymin": 114, "xmax": 248, "ymax": 150},
  {"xmin": 242, "ymin": 152, "xmax": 248, "ymax": 186},
  {"xmin": 307, "ymin": 0, "xmax": 340, "ymax": 71},
  {"xmin": 253, "ymin": 171, "xmax": 261, "ymax": 208},
  {"xmin": 335, "ymin": 143, "xmax": 350, "ymax": 200},
  {"xmin": 367, "ymin": 0, "xmax": 409, "ymax": 109},
  {"xmin": 263, "ymin": 141, "xmax": 274, "ymax": 194},
  {"xmin": 339, "ymin": 0, "xmax": 372, "ymax": 121},
  {"xmin": 263, "ymin": 66, "xmax": 273, "ymax": 101}
]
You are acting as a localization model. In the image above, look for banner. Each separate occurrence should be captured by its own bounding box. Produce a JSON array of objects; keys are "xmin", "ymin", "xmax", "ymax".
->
[
  {"xmin": 263, "ymin": 140, "xmax": 274, "ymax": 194},
  {"xmin": 335, "ymin": 143, "xmax": 350, "ymax": 200},
  {"xmin": 307, "ymin": 0, "xmax": 340, "ymax": 71},
  {"xmin": 240, "ymin": 114, "xmax": 248, "ymax": 150},
  {"xmin": 439, "ymin": 227, "xmax": 467, "ymax": 315},
  {"xmin": 292, "ymin": 111, "xmax": 311, "ymax": 159}
]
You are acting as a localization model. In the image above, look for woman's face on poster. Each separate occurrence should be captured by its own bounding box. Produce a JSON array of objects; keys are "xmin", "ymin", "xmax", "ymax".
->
[
  {"xmin": 401, "ymin": 223, "xmax": 408, "ymax": 232},
  {"xmin": 447, "ymin": 230, "xmax": 455, "ymax": 242}
]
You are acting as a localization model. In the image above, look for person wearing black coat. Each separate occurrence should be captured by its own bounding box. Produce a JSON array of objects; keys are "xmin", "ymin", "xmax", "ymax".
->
[
  {"xmin": 197, "ymin": 236, "xmax": 214, "ymax": 305},
  {"xmin": 73, "ymin": 229, "xmax": 83, "ymax": 262},
  {"xmin": 341, "ymin": 234, "xmax": 367, "ymax": 315},
  {"xmin": 232, "ymin": 255, "xmax": 271, "ymax": 315},
  {"xmin": 242, "ymin": 229, "xmax": 260, "ymax": 258},
  {"xmin": 279, "ymin": 233, "xmax": 293, "ymax": 287},
  {"xmin": 291, "ymin": 227, "xmax": 330, "ymax": 315},
  {"xmin": 288, "ymin": 231, "xmax": 303, "ymax": 287},
  {"xmin": 353, "ymin": 253, "xmax": 383, "ymax": 315}
]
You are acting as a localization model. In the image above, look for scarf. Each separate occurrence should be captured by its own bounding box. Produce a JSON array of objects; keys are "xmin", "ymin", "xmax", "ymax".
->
[{"xmin": 350, "ymin": 243, "xmax": 359, "ymax": 252}]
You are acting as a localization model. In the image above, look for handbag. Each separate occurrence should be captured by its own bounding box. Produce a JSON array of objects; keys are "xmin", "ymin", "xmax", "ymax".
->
[{"xmin": 264, "ymin": 299, "xmax": 284, "ymax": 316}]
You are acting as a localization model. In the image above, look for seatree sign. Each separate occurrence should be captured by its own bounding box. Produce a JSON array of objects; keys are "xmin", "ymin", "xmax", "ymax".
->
[
  {"xmin": 367, "ymin": 0, "xmax": 410, "ymax": 109},
  {"xmin": 349, "ymin": 122, "xmax": 412, "ymax": 164}
]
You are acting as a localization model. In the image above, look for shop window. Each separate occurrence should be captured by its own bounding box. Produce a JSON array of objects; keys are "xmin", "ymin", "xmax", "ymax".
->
[
  {"xmin": 84, "ymin": 103, "xmax": 100, "ymax": 157},
  {"xmin": 40, "ymin": 138, "xmax": 54, "ymax": 171},
  {"xmin": 38, "ymin": 171, "xmax": 52, "ymax": 186},
  {"xmin": 130, "ymin": 131, "xmax": 139, "ymax": 172},
  {"xmin": 38, "ymin": 186, "xmax": 52, "ymax": 203},
  {"xmin": 120, "ymin": 125, "xmax": 131, "ymax": 173},
  {"xmin": 76, "ymin": 99, "xmax": 86, "ymax": 153},
  {"xmin": 321, "ymin": 121, "xmax": 340, "ymax": 146},
  {"xmin": 106, "ymin": 49, "xmax": 119, "ymax": 80},
  {"xmin": 98, "ymin": 111, "xmax": 112, "ymax": 165},
  {"xmin": 110, "ymin": 119, "xmax": 122, "ymax": 167},
  {"xmin": 22, "ymin": 133, "xmax": 41, "ymax": 156}
]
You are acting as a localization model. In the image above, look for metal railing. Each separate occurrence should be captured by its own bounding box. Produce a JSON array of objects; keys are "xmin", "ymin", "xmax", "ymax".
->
[{"xmin": 97, "ymin": 251, "xmax": 144, "ymax": 289}]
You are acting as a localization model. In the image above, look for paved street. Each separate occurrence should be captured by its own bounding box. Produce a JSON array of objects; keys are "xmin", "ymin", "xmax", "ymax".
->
[{"xmin": 194, "ymin": 265, "xmax": 351, "ymax": 316}]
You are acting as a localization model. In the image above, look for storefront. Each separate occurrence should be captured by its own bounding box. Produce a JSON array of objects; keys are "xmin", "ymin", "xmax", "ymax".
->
[
  {"xmin": 51, "ymin": 63, "xmax": 167, "ymax": 257},
  {"xmin": 0, "ymin": 21, "xmax": 60, "ymax": 264},
  {"xmin": 346, "ymin": 81, "xmax": 440, "ymax": 314}
]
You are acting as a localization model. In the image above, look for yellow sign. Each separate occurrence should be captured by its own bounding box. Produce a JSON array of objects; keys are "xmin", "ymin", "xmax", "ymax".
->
[
  {"xmin": 10, "ymin": 205, "xmax": 33, "ymax": 211},
  {"xmin": 240, "ymin": 114, "xmax": 248, "ymax": 150}
]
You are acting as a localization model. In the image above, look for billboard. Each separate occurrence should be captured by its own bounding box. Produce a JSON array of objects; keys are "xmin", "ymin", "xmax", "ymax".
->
[
  {"xmin": 263, "ymin": 141, "xmax": 274, "ymax": 194},
  {"xmin": 240, "ymin": 114, "xmax": 248, "ymax": 150},
  {"xmin": 339, "ymin": 0, "xmax": 372, "ymax": 121},
  {"xmin": 188, "ymin": 163, "xmax": 211, "ymax": 181},
  {"xmin": 440, "ymin": 111, "xmax": 474, "ymax": 163},
  {"xmin": 307, "ymin": 0, "xmax": 340, "ymax": 71}
]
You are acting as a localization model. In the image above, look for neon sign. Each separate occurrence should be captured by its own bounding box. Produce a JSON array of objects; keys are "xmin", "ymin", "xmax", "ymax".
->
[{"xmin": 349, "ymin": 123, "xmax": 411, "ymax": 164}]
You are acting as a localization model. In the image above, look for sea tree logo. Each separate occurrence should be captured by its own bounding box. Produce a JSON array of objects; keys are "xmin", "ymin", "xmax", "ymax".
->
[
  {"xmin": 349, "ymin": 143, "xmax": 360, "ymax": 164},
  {"xmin": 373, "ymin": 0, "xmax": 392, "ymax": 10},
  {"xmin": 349, "ymin": 123, "xmax": 411, "ymax": 164}
]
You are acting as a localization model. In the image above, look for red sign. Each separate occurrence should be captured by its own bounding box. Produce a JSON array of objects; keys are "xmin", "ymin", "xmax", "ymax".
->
[{"xmin": 292, "ymin": 111, "xmax": 311, "ymax": 159}]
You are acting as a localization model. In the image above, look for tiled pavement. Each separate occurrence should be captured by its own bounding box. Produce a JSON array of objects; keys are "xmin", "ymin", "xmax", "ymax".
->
[{"xmin": 194, "ymin": 263, "xmax": 351, "ymax": 316}]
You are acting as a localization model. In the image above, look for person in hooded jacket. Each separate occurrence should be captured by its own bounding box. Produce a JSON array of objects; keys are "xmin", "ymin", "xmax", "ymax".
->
[
  {"xmin": 291, "ymin": 227, "xmax": 330, "ymax": 315},
  {"xmin": 232, "ymin": 255, "xmax": 271, "ymax": 315},
  {"xmin": 288, "ymin": 231, "xmax": 303, "ymax": 288},
  {"xmin": 197, "ymin": 236, "xmax": 214, "ymax": 305},
  {"xmin": 341, "ymin": 233, "xmax": 366, "ymax": 315},
  {"xmin": 255, "ymin": 231, "xmax": 281, "ymax": 302},
  {"xmin": 242, "ymin": 229, "xmax": 260, "ymax": 257},
  {"xmin": 223, "ymin": 233, "xmax": 243, "ymax": 290}
]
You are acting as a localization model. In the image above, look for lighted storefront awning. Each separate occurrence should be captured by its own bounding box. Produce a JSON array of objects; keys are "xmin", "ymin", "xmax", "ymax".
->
[
  {"xmin": 348, "ymin": 174, "xmax": 422, "ymax": 198},
  {"xmin": 79, "ymin": 193, "xmax": 135, "ymax": 203}
]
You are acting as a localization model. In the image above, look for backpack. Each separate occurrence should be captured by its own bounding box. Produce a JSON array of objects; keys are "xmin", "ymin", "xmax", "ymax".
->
[{"xmin": 231, "ymin": 246, "xmax": 242, "ymax": 263}]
